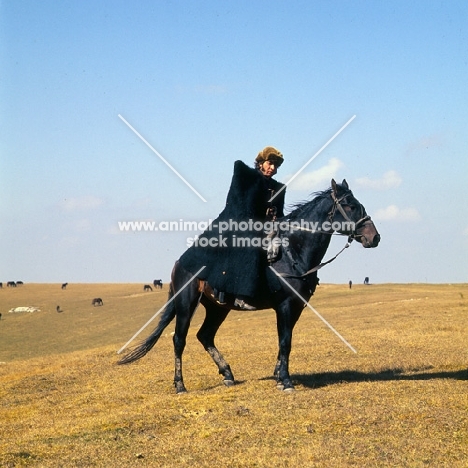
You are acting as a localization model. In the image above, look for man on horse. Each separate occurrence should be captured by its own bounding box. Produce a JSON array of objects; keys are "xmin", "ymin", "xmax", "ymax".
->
[{"xmin": 178, "ymin": 146, "xmax": 286, "ymax": 310}]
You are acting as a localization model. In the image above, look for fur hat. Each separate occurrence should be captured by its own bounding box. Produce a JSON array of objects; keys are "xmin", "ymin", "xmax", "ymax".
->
[{"xmin": 255, "ymin": 146, "xmax": 283, "ymax": 165}]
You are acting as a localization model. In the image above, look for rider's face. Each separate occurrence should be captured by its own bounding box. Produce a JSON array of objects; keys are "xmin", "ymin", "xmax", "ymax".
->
[{"xmin": 259, "ymin": 160, "xmax": 280, "ymax": 178}]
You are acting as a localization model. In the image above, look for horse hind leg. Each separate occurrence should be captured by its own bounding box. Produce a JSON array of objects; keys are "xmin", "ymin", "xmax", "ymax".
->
[
  {"xmin": 171, "ymin": 265, "xmax": 202, "ymax": 394},
  {"xmin": 196, "ymin": 302, "xmax": 235, "ymax": 387},
  {"xmin": 173, "ymin": 298, "xmax": 198, "ymax": 394}
]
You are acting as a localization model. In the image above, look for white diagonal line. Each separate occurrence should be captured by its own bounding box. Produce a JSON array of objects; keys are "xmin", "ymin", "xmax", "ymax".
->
[
  {"xmin": 117, "ymin": 266, "xmax": 206, "ymax": 354},
  {"xmin": 118, "ymin": 114, "xmax": 207, "ymax": 202},
  {"xmin": 269, "ymin": 266, "xmax": 357, "ymax": 353},
  {"xmin": 270, "ymin": 114, "xmax": 356, "ymax": 202}
]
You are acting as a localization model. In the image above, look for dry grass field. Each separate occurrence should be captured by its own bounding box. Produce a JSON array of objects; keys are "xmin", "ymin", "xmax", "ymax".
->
[{"xmin": 0, "ymin": 282, "xmax": 467, "ymax": 467}]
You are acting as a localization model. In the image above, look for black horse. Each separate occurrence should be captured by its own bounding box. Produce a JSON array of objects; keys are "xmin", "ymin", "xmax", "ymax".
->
[
  {"xmin": 119, "ymin": 180, "xmax": 380, "ymax": 393},
  {"xmin": 144, "ymin": 284, "xmax": 153, "ymax": 292},
  {"xmin": 153, "ymin": 279, "xmax": 163, "ymax": 289},
  {"xmin": 92, "ymin": 298, "xmax": 104, "ymax": 306}
]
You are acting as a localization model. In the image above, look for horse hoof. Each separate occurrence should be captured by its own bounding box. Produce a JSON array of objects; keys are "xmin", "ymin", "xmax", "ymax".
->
[
  {"xmin": 174, "ymin": 382, "xmax": 187, "ymax": 394},
  {"xmin": 223, "ymin": 379, "xmax": 235, "ymax": 387},
  {"xmin": 277, "ymin": 382, "xmax": 295, "ymax": 392}
]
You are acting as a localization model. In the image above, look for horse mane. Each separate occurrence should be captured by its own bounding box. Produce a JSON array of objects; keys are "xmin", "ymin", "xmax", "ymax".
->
[{"xmin": 285, "ymin": 188, "xmax": 333, "ymax": 220}]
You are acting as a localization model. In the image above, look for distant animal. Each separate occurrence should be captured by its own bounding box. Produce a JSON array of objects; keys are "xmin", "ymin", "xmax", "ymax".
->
[
  {"xmin": 144, "ymin": 284, "xmax": 153, "ymax": 292},
  {"xmin": 61, "ymin": 283, "xmax": 68, "ymax": 289},
  {"xmin": 92, "ymin": 298, "xmax": 103, "ymax": 306},
  {"xmin": 56, "ymin": 305, "xmax": 63, "ymax": 313},
  {"xmin": 349, "ymin": 280, "xmax": 352, "ymax": 289},
  {"xmin": 153, "ymin": 279, "xmax": 163, "ymax": 289},
  {"xmin": 364, "ymin": 277, "xmax": 369, "ymax": 285},
  {"xmin": 0, "ymin": 313, "xmax": 2, "ymax": 320},
  {"xmin": 7, "ymin": 281, "xmax": 16, "ymax": 287},
  {"xmin": 16, "ymin": 281, "xmax": 24, "ymax": 286},
  {"xmin": 0, "ymin": 282, "xmax": 3, "ymax": 288},
  {"xmin": 119, "ymin": 179, "xmax": 380, "ymax": 393}
]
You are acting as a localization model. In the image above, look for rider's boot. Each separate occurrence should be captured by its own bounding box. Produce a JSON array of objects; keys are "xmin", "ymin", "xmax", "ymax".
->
[{"xmin": 234, "ymin": 297, "xmax": 256, "ymax": 310}]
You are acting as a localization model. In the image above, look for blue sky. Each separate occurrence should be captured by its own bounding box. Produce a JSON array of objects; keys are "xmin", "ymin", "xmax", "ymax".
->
[{"xmin": 1, "ymin": 1, "xmax": 467, "ymax": 284}]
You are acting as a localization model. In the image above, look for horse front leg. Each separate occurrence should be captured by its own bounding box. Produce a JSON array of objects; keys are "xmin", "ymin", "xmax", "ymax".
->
[
  {"xmin": 273, "ymin": 352, "xmax": 281, "ymax": 380},
  {"xmin": 275, "ymin": 302, "xmax": 303, "ymax": 392},
  {"xmin": 275, "ymin": 339, "xmax": 294, "ymax": 391},
  {"xmin": 197, "ymin": 303, "xmax": 235, "ymax": 387}
]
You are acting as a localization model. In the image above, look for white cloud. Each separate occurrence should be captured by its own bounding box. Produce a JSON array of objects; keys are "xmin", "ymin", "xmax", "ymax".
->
[
  {"xmin": 374, "ymin": 205, "xmax": 421, "ymax": 222},
  {"xmin": 354, "ymin": 170, "xmax": 402, "ymax": 190},
  {"xmin": 60, "ymin": 196, "xmax": 104, "ymax": 211},
  {"xmin": 284, "ymin": 157, "xmax": 344, "ymax": 191}
]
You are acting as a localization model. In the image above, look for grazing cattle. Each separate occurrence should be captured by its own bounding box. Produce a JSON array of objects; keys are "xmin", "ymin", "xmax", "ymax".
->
[
  {"xmin": 61, "ymin": 283, "xmax": 68, "ymax": 290},
  {"xmin": 349, "ymin": 280, "xmax": 352, "ymax": 289},
  {"xmin": 7, "ymin": 281, "xmax": 16, "ymax": 287},
  {"xmin": 92, "ymin": 298, "xmax": 103, "ymax": 306},
  {"xmin": 144, "ymin": 284, "xmax": 153, "ymax": 292},
  {"xmin": 153, "ymin": 279, "xmax": 163, "ymax": 289},
  {"xmin": 364, "ymin": 277, "xmax": 369, "ymax": 285},
  {"xmin": 56, "ymin": 305, "xmax": 63, "ymax": 313}
]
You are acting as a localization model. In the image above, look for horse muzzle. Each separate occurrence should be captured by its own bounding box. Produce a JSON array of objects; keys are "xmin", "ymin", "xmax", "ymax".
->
[
  {"xmin": 355, "ymin": 220, "xmax": 380, "ymax": 248},
  {"xmin": 362, "ymin": 232, "xmax": 380, "ymax": 248}
]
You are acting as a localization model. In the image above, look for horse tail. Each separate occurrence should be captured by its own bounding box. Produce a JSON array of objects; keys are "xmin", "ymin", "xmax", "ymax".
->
[{"xmin": 118, "ymin": 285, "xmax": 177, "ymax": 365}]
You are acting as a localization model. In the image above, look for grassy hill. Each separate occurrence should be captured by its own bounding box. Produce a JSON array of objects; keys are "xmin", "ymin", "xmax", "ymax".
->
[{"xmin": 0, "ymin": 283, "xmax": 467, "ymax": 466}]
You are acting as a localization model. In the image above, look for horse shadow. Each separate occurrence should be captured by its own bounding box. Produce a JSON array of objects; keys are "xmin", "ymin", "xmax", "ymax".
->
[{"xmin": 285, "ymin": 367, "xmax": 468, "ymax": 389}]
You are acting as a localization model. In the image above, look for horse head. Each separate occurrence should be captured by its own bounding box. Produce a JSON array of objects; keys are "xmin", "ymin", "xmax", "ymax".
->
[{"xmin": 330, "ymin": 179, "xmax": 380, "ymax": 248}]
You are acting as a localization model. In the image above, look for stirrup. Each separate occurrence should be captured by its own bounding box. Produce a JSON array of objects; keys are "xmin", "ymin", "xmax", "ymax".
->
[
  {"xmin": 212, "ymin": 289, "xmax": 226, "ymax": 305},
  {"xmin": 217, "ymin": 291, "xmax": 226, "ymax": 305}
]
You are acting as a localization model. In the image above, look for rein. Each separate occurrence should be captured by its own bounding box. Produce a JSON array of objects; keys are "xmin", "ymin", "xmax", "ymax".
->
[
  {"xmin": 274, "ymin": 190, "xmax": 370, "ymax": 280},
  {"xmin": 278, "ymin": 237, "xmax": 353, "ymax": 279}
]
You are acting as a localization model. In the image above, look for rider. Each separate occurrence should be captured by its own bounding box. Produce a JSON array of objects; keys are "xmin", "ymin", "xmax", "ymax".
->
[{"xmin": 178, "ymin": 146, "xmax": 286, "ymax": 310}]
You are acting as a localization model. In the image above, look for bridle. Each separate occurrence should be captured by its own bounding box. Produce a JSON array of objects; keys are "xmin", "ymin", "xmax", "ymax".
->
[
  {"xmin": 275, "ymin": 191, "xmax": 373, "ymax": 279},
  {"xmin": 329, "ymin": 190, "xmax": 372, "ymax": 242}
]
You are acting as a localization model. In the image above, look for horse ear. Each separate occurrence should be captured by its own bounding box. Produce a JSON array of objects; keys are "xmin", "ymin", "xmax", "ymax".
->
[
  {"xmin": 331, "ymin": 179, "xmax": 337, "ymax": 194},
  {"xmin": 342, "ymin": 179, "xmax": 349, "ymax": 190}
]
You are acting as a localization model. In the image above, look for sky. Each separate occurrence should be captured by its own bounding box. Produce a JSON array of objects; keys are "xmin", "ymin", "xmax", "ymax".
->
[{"xmin": 1, "ymin": 0, "xmax": 467, "ymax": 284}]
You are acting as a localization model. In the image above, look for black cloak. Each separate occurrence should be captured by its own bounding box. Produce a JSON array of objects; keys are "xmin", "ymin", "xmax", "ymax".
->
[{"xmin": 178, "ymin": 160, "xmax": 285, "ymax": 298}]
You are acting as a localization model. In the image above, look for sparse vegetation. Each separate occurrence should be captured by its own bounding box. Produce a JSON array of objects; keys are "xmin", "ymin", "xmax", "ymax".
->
[{"xmin": 0, "ymin": 283, "xmax": 467, "ymax": 467}]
